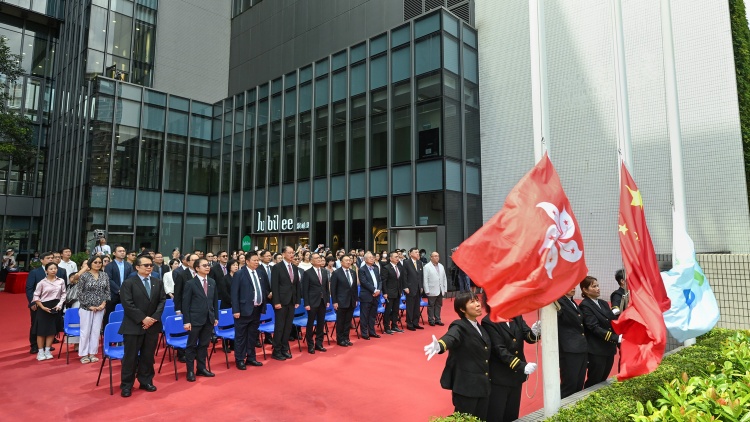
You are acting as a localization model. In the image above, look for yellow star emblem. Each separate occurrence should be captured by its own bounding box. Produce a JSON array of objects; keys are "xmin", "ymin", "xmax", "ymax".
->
[
  {"xmin": 626, "ymin": 185, "xmax": 643, "ymax": 208},
  {"xmin": 618, "ymin": 224, "xmax": 628, "ymax": 235}
]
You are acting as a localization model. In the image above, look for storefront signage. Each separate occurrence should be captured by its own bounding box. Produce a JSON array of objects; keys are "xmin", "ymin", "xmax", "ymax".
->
[
  {"xmin": 241, "ymin": 235, "xmax": 252, "ymax": 252},
  {"xmin": 256, "ymin": 212, "xmax": 310, "ymax": 233}
]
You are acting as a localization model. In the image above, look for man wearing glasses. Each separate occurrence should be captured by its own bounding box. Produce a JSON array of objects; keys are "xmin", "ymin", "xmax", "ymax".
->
[
  {"xmin": 209, "ymin": 251, "xmax": 229, "ymax": 286},
  {"xmin": 119, "ymin": 255, "xmax": 166, "ymax": 397},
  {"xmin": 182, "ymin": 258, "xmax": 219, "ymax": 382}
]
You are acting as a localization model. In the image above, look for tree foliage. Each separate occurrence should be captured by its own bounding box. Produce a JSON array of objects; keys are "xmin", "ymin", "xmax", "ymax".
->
[
  {"xmin": 729, "ymin": 0, "xmax": 750, "ymax": 200},
  {"xmin": 0, "ymin": 36, "xmax": 37, "ymax": 169}
]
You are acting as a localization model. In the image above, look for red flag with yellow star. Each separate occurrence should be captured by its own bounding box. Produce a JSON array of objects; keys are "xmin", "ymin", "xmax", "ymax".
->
[
  {"xmin": 452, "ymin": 153, "xmax": 588, "ymax": 321},
  {"xmin": 612, "ymin": 163, "xmax": 670, "ymax": 380}
]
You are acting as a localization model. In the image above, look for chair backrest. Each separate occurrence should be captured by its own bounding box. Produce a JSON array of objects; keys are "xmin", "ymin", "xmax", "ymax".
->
[
  {"xmin": 162, "ymin": 305, "xmax": 175, "ymax": 321},
  {"xmin": 218, "ymin": 299, "xmax": 222, "ymax": 309},
  {"xmin": 102, "ymin": 322, "xmax": 123, "ymax": 356},
  {"xmin": 217, "ymin": 308, "xmax": 234, "ymax": 327},
  {"xmin": 108, "ymin": 310, "xmax": 124, "ymax": 323},
  {"xmin": 114, "ymin": 303, "xmax": 124, "ymax": 312},
  {"xmin": 165, "ymin": 298, "xmax": 174, "ymax": 307},
  {"xmin": 261, "ymin": 306, "xmax": 275, "ymax": 324},
  {"xmin": 64, "ymin": 307, "xmax": 81, "ymax": 326},
  {"xmin": 164, "ymin": 315, "xmax": 187, "ymax": 337},
  {"xmin": 294, "ymin": 298, "xmax": 306, "ymax": 316}
]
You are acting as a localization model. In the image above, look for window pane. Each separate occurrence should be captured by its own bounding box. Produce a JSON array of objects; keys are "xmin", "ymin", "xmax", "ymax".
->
[
  {"xmin": 112, "ymin": 124, "xmax": 139, "ymax": 188},
  {"xmin": 256, "ymin": 125, "xmax": 267, "ymax": 187},
  {"xmin": 314, "ymin": 108, "xmax": 328, "ymax": 177},
  {"xmin": 88, "ymin": 6, "xmax": 107, "ymax": 52},
  {"xmin": 140, "ymin": 129, "xmax": 163, "ymax": 189},
  {"xmin": 392, "ymin": 107, "xmax": 411, "ymax": 164},
  {"xmin": 350, "ymin": 43, "xmax": 366, "ymax": 63},
  {"xmin": 371, "ymin": 89, "xmax": 387, "ymax": 114},
  {"xmin": 284, "ymin": 88, "xmax": 296, "ymax": 117},
  {"xmin": 370, "ymin": 55, "xmax": 387, "ymax": 90},
  {"xmin": 350, "ymin": 63, "xmax": 365, "ymax": 96},
  {"xmin": 392, "ymin": 25, "xmax": 409, "ymax": 47},
  {"xmin": 393, "ymin": 195, "xmax": 413, "ymax": 226},
  {"xmin": 300, "ymin": 65, "xmax": 313, "ymax": 83},
  {"xmin": 415, "ymin": 13, "xmax": 440, "ymax": 39},
  {"xmin": 371, "ymin": 34, "xmax": 387, "ymax": 56},
  {"xmin": 370, "ymin": 113, "xmax": 387, "ymax": 168},
  {"xmin": 417, "ymin": 73, "xmax": 441, "ymax": 102},
  {"xmin": 417, "ymin": 192, "xmax": 443, "ymax": 225},
  {"xmin": 392, "ymin": 80, "xmax": 410, "ymax": 109},
  {"xmin": 143, "ymin": 104, "xmax": 165, "ymax": 131},
  {"xmin": 332, "ymin": 50, "xmax": 347, "ymax": 70},
  {"xmin": 417, "ymin": 100, "xmax": 441, "ymax": 159},
  {"xmin": 392, "ymin": 46, "xmax": 410, "ymax": 83},
  {"xmin": 315, "ymin": 58, "xmax": 329, "ymax": 77},
  {"xmin": 463, "ymin": 26, "xmax": 477, "ymax": 48},
  {"xmin": 299, "ymin": 82, "xmax": 312, "ymax": 113},
  {"xmin": 298, "ymin": 113, "xmax": 311, "ymax": 180},
  {"xmin": 271, "ymin": 94, "xmax": 281, "ymax": 121},
  {"xmin": 415, "ymin": 35, "xmax": 440, "ymax": 75},
  {"xmin": 466, "ymin": 104, "xmax": 480, "ymax": 164},
  {"xmin": 107, "ymin": 12, "xmax": 133, "ymax": 58},
  {"xmin": 444, "ymin": 35, "xmax": 459, "ymax": 74},
  {"xmin": 269, "ymin": 121, "xmax": 281, "ymax": 184},
  {"xmin": 332, "ymin": 71, "xmax": 347, "ymax": 102},
  {"xmin": 463, "ymin": 47, "xmax": 478, "ymax": 83},
  {"xmin": 330, "ymin": 125, "xmax": 346, "ymax": 174},
  {"xmin": 350, "ymin": 119, "xmax": 365, "ymax": 171},
  {"xmin": 443, "ymin": 12, "xmax": 459, "ymax": 37},
  {"xmin": 444, "ymin": 98, "xmax": 461, "ymax": 160},
  {"xmin": 315, "ymin": 76, "xmax": 329, "ymax": 107},
  {"xmin": 350, "ymin": 95, "xmax": 366, "ymax": 120}
]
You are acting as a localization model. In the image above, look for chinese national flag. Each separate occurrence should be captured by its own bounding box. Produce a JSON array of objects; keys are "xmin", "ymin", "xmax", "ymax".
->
[
  {"xmin": 612, "ymin": 163, "xmax": 670, "ymax": 380},
  {"xmin": 452, "ymin": 154, "xmax": 588, "ymax": 321}
]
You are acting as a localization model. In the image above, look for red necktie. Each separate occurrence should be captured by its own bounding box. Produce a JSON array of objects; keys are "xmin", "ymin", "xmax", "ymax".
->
[
  {"xmin": 316, "ymin": 268, "xmax": 322, "ymax": 284},
  {"xmin": 202, "ymin": 278, "xmax": 208, "ymax": 296},
  {"xmin": 395, "ymin": 265, "xmax": 400, "ymax": 278},
  {"xmin": 287, "ymin": 263, "xmax": 293, "ymax": 283}
]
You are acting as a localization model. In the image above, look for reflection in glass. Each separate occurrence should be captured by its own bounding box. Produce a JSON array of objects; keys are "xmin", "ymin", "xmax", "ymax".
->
[
  {"xmin": 392, "ymin": 46, "xmax": 410, "ymax": 83},
  {"xmin": 444, "ymin": 98, "xmax": 461, "ymax": 160},
  {"xmin": 283, "ymin": 117, "xmax": 296, "ymax": 183},
  {"xmin": 269, "ymin": 121, "xmax": 281, "ymax": 184},
  {"xmin": 112, "ymin": 125, "xmax": 139, "ymax": 187},
  {"xmin": 298, "ymin": 112, "xmax": 311, "ymax": 180},
  {"xmin": 415, "ymin": 35, "xmax": 440, "ymax": 75},
  {"xmin": 107, "ymin": 12, "xmax": 133, "ymax": 58},
  {"xmin": 350, "ymin": 119, "xmax": 365, "ymax": 171},
  {"xmin": 393, "ymin": 195, "xmax": 413, "ymax": 226},
  {"xmin": 88, "ymin": 6, "xmax": 108, "ymax": 52},
  {"xmin": 370, "ymin": 113, "xmax": 387, "ymax": 168},
  {"xmin": 416, "ymin": 100, "xmax": 441, "ymax": 159},
  {"xmin": 140, "ymin": 129, "xmax": 163, "ymax": 189},
  {"xmin": 331, "ymin": 125, "xmax": 346, "ymax": 175},
  {"xmin": 256, "ymin": 124, "xmax": 268, "ymax": 187},
  {"xmin": 165, "ymin": 134, "xmax": 187, "ymax": 191},
  {"xmin": 392, "ymin": 107, "xmax": 411, "ymax": 164}
]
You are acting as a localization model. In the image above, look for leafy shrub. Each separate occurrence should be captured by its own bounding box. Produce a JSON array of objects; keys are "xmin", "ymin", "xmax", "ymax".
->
[
  {"xmin": 71, "ymin": 252, "xmax": 91, "ymax": 267},
  {"xmin": 430, "ymin": 412, "xmax": 482, "ymax": 422},
  {"xmin": 632, "ymin": 330, "xmax": 750, "ymax": 421},
  {"xmin": 546, "ymin": 329, "xmax": 736, "ymax": 422}
]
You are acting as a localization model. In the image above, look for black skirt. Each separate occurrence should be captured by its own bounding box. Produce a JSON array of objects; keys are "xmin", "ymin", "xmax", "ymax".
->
[{"xmin": 33, "ymin": 299, "xmax": 63, "ymax": 336}]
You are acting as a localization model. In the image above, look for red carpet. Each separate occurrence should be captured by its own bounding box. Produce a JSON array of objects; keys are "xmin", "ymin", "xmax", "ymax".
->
[{"xmin": 0, "ymin": 292, "xmax": 553, "ymax": 421}]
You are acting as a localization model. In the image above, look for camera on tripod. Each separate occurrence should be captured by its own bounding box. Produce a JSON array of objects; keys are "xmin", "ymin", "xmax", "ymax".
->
[{"xmin": 94, "ymin": 229, "xmax": 106, "ymax": 240}]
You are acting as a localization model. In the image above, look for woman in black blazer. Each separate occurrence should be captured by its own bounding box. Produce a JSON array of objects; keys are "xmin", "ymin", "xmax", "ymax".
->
[
  {"xmin": 579, "ymin": 276, "xmax": 621, "ymax": 387},
  {"xmin": 481, "ymin": 299, "xmax": 540, "ymax": 422},
  {"xmin": 424, "ymin": 292, "xmax": 491, "ymax": 421}
]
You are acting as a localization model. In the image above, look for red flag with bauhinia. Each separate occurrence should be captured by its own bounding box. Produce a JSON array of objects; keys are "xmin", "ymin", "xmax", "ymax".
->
[
  {"xmin": 452, "ymin": 153, "xmax": 588, "ymax": 322},
  {"xmin": 612, "ymin": 163, "xmax": 670, "ymax": 380}
]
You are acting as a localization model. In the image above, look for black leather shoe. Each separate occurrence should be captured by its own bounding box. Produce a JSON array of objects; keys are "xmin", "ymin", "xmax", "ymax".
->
[
  {"xmin": 30, "ymin": 346, "xmax": 39, "ymax": 354},
  {"xmin": 436, "ymin": 321, "xmax": 445, "ymax": 326},
  {"xmin": 337, "ymin": 342, "xmax": 348, "ymax": 347},
  {"xmin": 139, "ymin": 384, "xmax": 157, "ymax": 392},
  {"xmin": 52, "ymin": 338, "xmax": 60, "ymax": 344},
  {"xmin": 196, "ymin": 369, "xmax": 215, "ymax": 377},
  {"xmin": 177, "ymin": 356, "xmax": 186, "ymax": 363},
  {"xmin": 371, "ymin": 333, "xmax": 381, "ymax": 338},
  {"xmin": 49, "ymin": 346, "xmax": 55, "ymax": 351},
  {"xmin": 246, "ymin": 360, "xmax": 263, "ymax": 367},
  {"xmin": 393, "ymin": 327, "xmax": 404, "ymax": 333},
  {"xmin": 271, "ymin": 353, "xmax": 287, "ymax": 361},
  {"xmin": 361, "ymin": 335, "xmax": 370, "ymax": 340},
  {"xmin": 345, "ymin": 341, "xmax": 353, "ymax": 346},
  {"xmin": 235, "ymin": 361, "xmax": 247, "ymax": 370},
  {"xmin": 186, "ymin": 371, "xmax": 196, "ymax": 382},
  {"xmin": 407, "ymin": 327, "xmax": 416, "ymax": 331},
  {"xmin": 121, "ymin": 388, "xmax": 132, "ymax": 397},
  {"xmin": 314, "ymin": 345, "xmax": 327, "ymax": 352},
  {"xmin": 282, "ymin": 351, "xmax": 292, "ymax": 359},
  {"xmin": 308, "ymin": 348, "xmax": 315, "ymax": 354},
  {"xmin": 429, "ymin": 322, "xmax": 435, "ymax": 326},
  {"xmin": 384, "ymin": 330, "xmax": 394, "ymax": 335},
  {"xmin": 415, "ymin": 325, "xmax": 425, "ymax": 330}
]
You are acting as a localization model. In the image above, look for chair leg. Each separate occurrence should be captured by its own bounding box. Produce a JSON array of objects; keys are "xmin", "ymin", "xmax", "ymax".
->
[
  {"xmin": 155, "ymin": 333, "xmax": 163, "ymax": 356},
  {"xmin": 96, "ymin": 356, "xmax": 107, "ymax": 386},
  {"xmin": 108, "ymin": 357, "xmax": 113, "ymax": 396},
  {"xmin": 158, "ymin": 346, "xmax": 168, "ymax": 373},
  {"xmin": 66, "ymin": 335, "xmax": 70, "ymax": 365},
  {"xmin": 296, "ymin": 328, "xmax": 302, "ymax": 352},
  {"xmin": 324, "ymin": 323, "xmax": 331, "ymax": 345},
  {"xmin": 261, "ymin": 334, "xmax": 267, "ymax": 360},
  {"xmin": 173, "ymin": 349, "xmax": 179, "ymax": 381},
  {"xmin": 353, "ymin": 319, "xmax": 360, "ymax": 339},
  {"xmin": 57, "ymin": 334, "xmax": 65, "ymax": 358},
  {"xmin": 224, "ymin": 339, "xmax": 229, "ymax": 369}
]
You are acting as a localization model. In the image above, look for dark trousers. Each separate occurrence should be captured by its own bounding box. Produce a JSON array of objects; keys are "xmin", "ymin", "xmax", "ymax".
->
[
  {"xmin": 405, "ymin": 294, "xmax": 420, "ymax": 328},
  {"xmin": 359, "ymin": 300, "xmax": 377, "ymax": 336},
  {"xmin": 458, "ymin": 272, "xmax": 471, "ymax": 292},
  {"xmin": 383, "ymin": 295, "xmax": 399, "ymax": 330},
  {"xmin": 585, "ymin": 353, "xmax": 615, "ymax": 388},
  {"xmin": 306, "ymin": 303, "xmax": 327, "ymax": 347},
  {"xmin": 272, "ymin": 304, "xmax": 294, "ymax": 353},
  {"xmin": 121, "ymin": 331, "xmax": 158, "ymax": 389},
  {"xmin": 335, "ymin": 306, "xmax": 354, "ymax": 343},
  {"xmin": 487, "ymin": 384, "xmax": 522, "ymax": 422},
  {"xmin": 234, "ymin": 307, "xmax": 261, "ymax": 362},
  {"xmin": 452, "ymin": 392, "xmax": 488, "ymax": 421},
  {"xmin": 427, "ymin": 294, "xmax": 443, "ymax": 323},
  {"xmin": 560, "ymin": 351, "xmax": 587, "ymax": 398},
  {"xmin": 185, "ymin": 323, "xmax": 213, "ymax": 372},
  {"xmin": 29, "ymin": 307, "xmax": 36, "ymax": 347}
]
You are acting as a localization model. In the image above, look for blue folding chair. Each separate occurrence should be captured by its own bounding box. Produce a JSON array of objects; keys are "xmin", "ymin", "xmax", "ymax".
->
[
  {"xmin": 57, "ymin": 308, "xmax": 81, "ymax": 364},
  {"xmin": 292, "ymin": 299, "xmax": 308, "ymax": 351},
  {"xmin": 114, "ymin": 303, "xmax": 124, "ymax": 312},
  {"xmin": 155, "ymin": 305, "xmax": 175, "ymax": 357},
  {"xmin": 158, "ymin": 315, "xmax": 189, "ymax": 380},
  {"xmin": 257, "ymin": 304, "xmax": 275, "ymax": 360},
  {"xmin": 108, "ymin": 310, "xmax": 124, "ymax": 324},
  {"xmin": 376, "ymin": 295, "xmax": 386, "ymax": 333},
  {"xmin": 165, "ymin": 298, "xmax": 174, "ymax": 307},
  {"xmin": 96, "ymin": 322, "xmax": 124, "ymax": 395},
  {"xmin": 352, "ymin": 302, "xmax": 361, "ymax": 339},
  {"xmin": 420, "ymin": 298, "xmax": 428, "ymax": 324},
  {"xmin": 209, "ymin": 309, "xmax": 235, "ymax": 368},
  {"xmin": 324, "ymin": 300, "xmax": 337, "ymax": 343}
]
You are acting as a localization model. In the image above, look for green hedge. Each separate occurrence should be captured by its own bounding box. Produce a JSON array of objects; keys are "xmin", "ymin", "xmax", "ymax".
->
[
  {"xmin": 545, "ymin": 329, "xmax": 735, "ymax": 422},
  {"xmin": 730, "ymin": 0, "xmax": 750, "ymax": 200},
  {"xmin": 431, "ymin": 413, "xmax": 482, "ymax": 422}
]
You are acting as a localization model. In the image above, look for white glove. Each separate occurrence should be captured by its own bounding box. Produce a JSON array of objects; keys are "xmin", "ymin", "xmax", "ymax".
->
[
  {"xmin": 524, "ymin": 362, "xmax": 537, "ymax": 375},
  {"xmin": 531, "ymin": 320, "xmax": 541, "ymax": 337},
  {"xmin": 612, "ymin": 308, "xmax": 621, "ymax": 316},
  {"xmin": 618, "ymin": 335, "xmax": 623, "ymax": 344},
  {"xmin": 424, "ymin": 334, "xmax": 441, "ymax": 361}
]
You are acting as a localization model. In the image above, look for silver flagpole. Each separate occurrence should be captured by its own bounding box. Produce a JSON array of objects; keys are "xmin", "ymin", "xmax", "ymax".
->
[
  {"xmin": 529, "ymin": 0, "xmax": 561, "ymax": 416},
  {"xmin": 659, "ymin": 0, "xmax": 693, "ymax": 346}
]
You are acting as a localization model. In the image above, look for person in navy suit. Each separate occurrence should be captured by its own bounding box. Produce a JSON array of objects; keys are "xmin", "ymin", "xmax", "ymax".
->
[
  {"xmin": 231, "ymin": 253, "xmax": 269, "ymax": 370},
  {"xmin": 118, "ymin": 255, "xmax": 165, "ymax": 397},
  {"xmin": 330, "ymin": 255, "xmax": 358, "ymax": 347},
  {"xmin": 302, "ymin": 252, "xmax": 330, "ymax": 354},
  {"xmin": 380, "ymin": 251, "xmax": 405, "ymax": 335},
  {"xmin": 182, "ymin": 258, "xmax": 219, "ymax": 382},
  {"xmin": 270, "ymin": 246, "xmax": 301, "ymax": 361},
  {"xmin": 403, "ymin": 247, "xmax": 424, "ymax": 330},
  {"xmin": 104, "ymin": 245, "xmax": 134, "ymax": 325},
  {"xmin": 25, "ymin": 251, "xmax": 66, "ymax": 354},
  {"xmin": 556, "ymin": 288, "xmax": 588, "ymax": 398},
  {"xmin": 358, "ymin": 252, "xmax": 381, "ymax": 340}
]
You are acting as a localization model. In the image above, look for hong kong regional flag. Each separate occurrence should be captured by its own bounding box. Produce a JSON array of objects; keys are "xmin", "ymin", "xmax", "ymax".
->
[
  {"xmin": 612, "ymin": 163, "xmax": 670, "ymax": 380},
  {"xmin": 452, "ymin": 153, "xmax": 588, "ymax": 321}
]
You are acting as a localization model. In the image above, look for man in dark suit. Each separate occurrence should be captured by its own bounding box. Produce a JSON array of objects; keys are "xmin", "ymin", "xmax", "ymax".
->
[
  {"xmin": 118, "ymin": 255, "xmax": 166, "ymax": 397},
  {"xmin": 380, "ymin": 251, "xmax": 405, "ymax": 335},
  {"xmin": 330, "ymin": 255, "xmax": 358, "ymax": 347},
  {"xmin": 231, "ymin": 253, "xmax": 269, "ymax": 370},
  {"xmin": 610, "ymin": 269, "xmax": 628, "ymax": 318},
  {"xmin": 150, "ymin": 252, "xmax": 169, "ymax": 279},
  {"xmin": 171, "ymin": 253, "xmax": 197, "ymax": 362},
  {"xmin": 209, "ymin": 250, "xmax": 229, "ymax": 287},
  {"xmin": 104, "ymin": 245, "xmax": 134, "ymax": 325},
  {"xmin": 358, "ymin": 252, "xmax": 381, "ymax": 340},
  {"xmin": 556, "ymin": 288, "xmax": 588, "ymax": 398},
  {"xmin": 302, "ymin": 252, "xmax": 330, "ymax": 354},
  {"xmin": 25, "ymin": 252, "xmax": 65, "ymax": 354},
  {"xmin": 182, "ymin": 258, "xmax": 219, "ymax": 381},
  {"xmin": 270, "ymin": 245, "xmax": 301, "ymax": 360},
  {"xmin": 403, "ymin": 247, "xmax": 424, "ymax": 330},
  {"xmin": 257, "ymin": 249, "xmax": 274, "ymax": 345}
]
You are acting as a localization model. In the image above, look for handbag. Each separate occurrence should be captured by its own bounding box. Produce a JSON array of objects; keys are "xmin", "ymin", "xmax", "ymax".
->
[{"xmin": 65, "ymin": 280, "xmax": 79, "ymax": 307}]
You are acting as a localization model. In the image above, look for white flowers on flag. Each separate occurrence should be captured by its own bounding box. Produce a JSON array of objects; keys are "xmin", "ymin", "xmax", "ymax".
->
[{"xmin": 536, "ymin": 202, "xmax": 583, "ymax": 278}]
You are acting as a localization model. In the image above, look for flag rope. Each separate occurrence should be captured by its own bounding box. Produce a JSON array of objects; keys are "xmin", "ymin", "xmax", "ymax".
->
[{"xmin": 525, "ymin": 308, "xmax": 542, "ymax": 399}]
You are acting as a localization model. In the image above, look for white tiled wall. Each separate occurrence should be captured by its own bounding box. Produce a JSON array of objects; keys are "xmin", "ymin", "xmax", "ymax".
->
[
  {"xmin": 697, "ymin": 254, "xmax": 750, "ymax": 330},
  {"xmin": 476, "ymin": 0, "xmax": 750, "ymax": 296}
]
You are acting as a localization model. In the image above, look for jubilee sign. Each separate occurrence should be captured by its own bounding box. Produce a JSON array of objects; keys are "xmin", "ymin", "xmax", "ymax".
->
[{"xmin": 255, "ymin": 212, "xmax": 310, "ymax": 233}]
